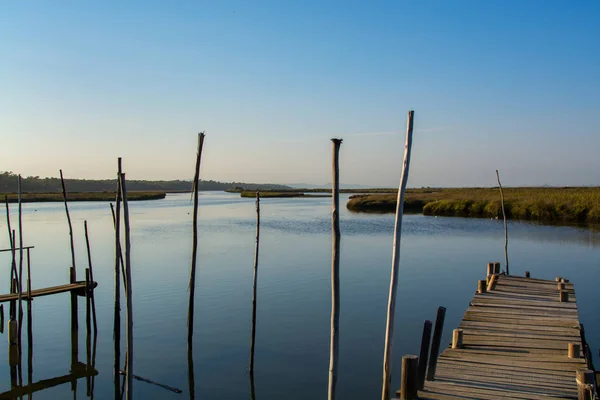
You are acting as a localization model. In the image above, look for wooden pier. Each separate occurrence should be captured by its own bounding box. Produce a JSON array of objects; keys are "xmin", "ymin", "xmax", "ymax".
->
[
  {"xmin": 0, "ymin": 281, "xmax": 96, "ymax": 303},
  {"xmin": 396, "ymin": 273, "xmax": 597, "ymax": 400}
]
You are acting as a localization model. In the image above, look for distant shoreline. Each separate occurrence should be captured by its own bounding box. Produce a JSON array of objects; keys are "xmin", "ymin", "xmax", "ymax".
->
[
  {"xmin": 2, "ymin": 191, "xmax": 166, "ymax": 203},
  {"xmin": 346, "ymin": 187, "xmax": 600, "ymax": 225}
]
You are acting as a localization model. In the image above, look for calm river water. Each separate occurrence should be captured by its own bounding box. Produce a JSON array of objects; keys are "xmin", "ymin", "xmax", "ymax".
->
[{"xmin": 0, "ymin": 192, "xmax": 598, "ymax": 399}]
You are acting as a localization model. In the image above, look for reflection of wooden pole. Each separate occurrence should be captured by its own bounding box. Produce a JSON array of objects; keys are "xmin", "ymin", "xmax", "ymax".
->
[
  {"xmin": 84, "ymin": 221, "xmax": 98, "ymax": 335},
  {"xmin": 113, "ymin": 158, "xmax": 122, "ymax": 400},
  {"xmin": 188, "ymin": 133, "xmax": 205, "ymax": 343},
  {"xmin": 249, "ymin": 192, "xmax": 260, "ymax": 374},
  {"xmin": 120, "ymin": 172, "xmax": 134, "ymax": 400},
  {"xmin": 86, "ymin": 268, "xmax": 92, "ymax": 397},
  {"xmin": 26, "ymin": 248, "xmax": 33, "ymax": 390},
  {"xmin": 381, "ymin": 111, "xmax": 415, "ymax": 400},
  {"xmin": 328, "ymin": 138, "xmax": 342, "ymax": 400}
]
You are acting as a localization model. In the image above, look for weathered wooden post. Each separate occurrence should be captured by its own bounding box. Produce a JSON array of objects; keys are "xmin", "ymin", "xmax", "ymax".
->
[
  {"xmin": 493, "ymin": 262, "xmax": 501, "ymax": 274},
  {"xmin": 555, "ymin": 276, "xmax": 562, "ymax": 282},
  {"xmin": 496, "ymin": 170, "xmax": 509, "ymax": 275},
  {"xmin": 558, "ymin": 282, "xmax": 565, "ymax": 290},
  {"xmin": 477, "ymin": 280, "xmax": 486, "ymax": 294},
  {"xmin": 486, "ymin": 262, "xmax": 494, "ymax": 277},
  {"xmin": 426, "ymin": 306, "xmax": 446, "ymax": 381},
  {"xmin": 0, "ymin": 304, "xmax": 3, "ymax": 334},
  {"xmin": 576, "ymin": 369, "xmax": 594, "ymax": 400},
  {"xmin": 120, "ymin": 172, "xmax": 134, "ymax": 400},
  {"xmin": 113, "ymin": 158, "xmax": 123, "ymax": 400},
  {"xmin": 452, "ymin": 329, "xmax": 463, "ymax": 349},
  {"xmin": 559, "ymin": 290, "xmax": 569, "ymax": 302},
  {"xmin": 60, "ymin": 170, "xmax": 78, "ymax": 330},
  {"xmin": 568, "ymin": 343, "xmax": 580, "ymax": 359},
  {"xmin": 399, "ymin": 355, "xmax": 419, "ymax": 400},
  {"xmin": 417, "ymin": 320, "xmax": 432, "ymax": 390},
  {"xmin": 487, "ymin": 274, "xmax": 498, "ymax": 291},
  {"xmin": 329, "ymin": 138, "xmax": 342, "ymax": 400},
  {"xmin": 525, "ymin": 271, "xmax": 530, "ymax": 278},
  {"xmin": 188, "ymin": 133, "xmax": 205, "ymax": 343},
  {"xmin": 381, "ymin": 110, "xmax": 415, "ymax": 400},
  {"xmin": 17, "ymin": 175, "xmax": 24, "ymax": 352},
  {"xmin": 84, "ymin": 221, "xmax": 98, "ymax": 335},
  {"xmin": 249, "ymin": 191, "xmax": 260, "ymax": 374}
]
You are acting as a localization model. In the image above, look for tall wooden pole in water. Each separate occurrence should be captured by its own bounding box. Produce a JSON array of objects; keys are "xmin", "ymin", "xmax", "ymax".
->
[
  {"xmin": 17, "ymin": 175, "xmax": 24, "ymax": 351},
  {"xmin": 120, "ymin": 172, "xmax": 134, "ymax": 400},
  {"xmin": 381, "ymin": 110, "xmax": 415, "ymax": 400},
  {"xmin": 84, "ymin": 221, "xmax": 98, "ymax": 335},
  {"xmin": 188, "ymin": 132, "xmax": 205, "ymax": 342},
  {"xmin": 5, "ymin": 196, "xmax": 18, "ymax": 319},
  {"xmin": 328, "ymin": 138, "xmax": 342, "ymax": 400},
  {"xmin": 113, "ymin": 158, "xmax": 123, "ymax": 400},
  {"xmin": 249, "ymin": 192, "xmax": 260, "ymax": 374},
  {"xmin": 496, "ymin": 170, "xmax": 509, "ymax": 275}
]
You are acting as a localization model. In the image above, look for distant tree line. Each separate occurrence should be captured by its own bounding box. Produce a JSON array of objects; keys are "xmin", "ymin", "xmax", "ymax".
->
[{"xmin": 0, "ymin": 171, "xmax": 290, "ymax": 193}]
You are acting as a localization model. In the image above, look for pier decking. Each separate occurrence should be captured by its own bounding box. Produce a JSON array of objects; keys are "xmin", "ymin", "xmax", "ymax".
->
[
  {"xmin": 0, "ymin": 281, "xmax": 96, "ymax": 303},
  {"xmin": 398, "ymin": 274, "xmax": 595, "ymax": 400}
]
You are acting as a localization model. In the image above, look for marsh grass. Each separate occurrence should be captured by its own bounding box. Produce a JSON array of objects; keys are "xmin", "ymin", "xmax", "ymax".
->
[
  {"xmin": 3, "ymin": 191, "xmax": 166, "ymax": 203},
  {"xmin": 240, "ymin": 191, "xmax": 331, "ymax": 198},
  {"xmin": 347, "ymin": 187, "xmax": 600, "ymax": 223}
]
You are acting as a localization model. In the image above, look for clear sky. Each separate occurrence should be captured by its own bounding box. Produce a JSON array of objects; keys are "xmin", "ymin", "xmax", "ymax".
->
[{"xmin": 1, "ymin": 1, "xmax": 599, "ymax": 187}]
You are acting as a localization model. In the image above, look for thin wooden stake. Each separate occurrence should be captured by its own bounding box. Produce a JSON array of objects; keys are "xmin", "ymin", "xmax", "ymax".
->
[
  {"xmin": 188, "ymin": 132, "xmax": 205, "ymax": 345},
  {"xmin": 110, "ymin": 202, "xmax": 127, "ymax": 292},
  {"xmin": 5, "ymin": 197, "xmax": 18, "ymax": 320},
  {"xmin": 120, "ymin": 172, "xmax": 134, "ymax": 400},
  {"xmin": 60, "ymin": 170, "xmax": 78, "ymax": 337},
  {"xmin": 496, "ymin": 170, "xmax": 509, "ymax": 275},
  {"xmin": 17, "ymin": 175, "xmax": 24, "ymax": 354},
  {"xmin": 249, "ymin": 191, "xmax": 260, "ymax": 374},
  {"xmin": 328, "ymin": 138, "xmax": 342, "ymax": 400},
  {"xmin": 381, "ymin": 110, "xmax": 415, "ymax": 400},
  {"xmin": 84, "ymin": 221, "xmax": 98, "ymax": 335},
  {"xmin": 113, "ymin": 158, "xmax": 122, "ymax": 400}
]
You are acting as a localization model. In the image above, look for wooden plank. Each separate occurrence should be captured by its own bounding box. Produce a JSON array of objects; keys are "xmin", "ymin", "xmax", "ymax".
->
[{"xmin": 0, "ymin": 281, "xmax": 95, "ymax": 303}]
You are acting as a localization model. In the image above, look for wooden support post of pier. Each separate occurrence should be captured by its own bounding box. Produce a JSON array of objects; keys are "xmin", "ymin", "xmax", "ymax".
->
[
  {"xmin": 560, "ymin": 290, "xmax": 569, "ymax": 303},
  {"xmin": 558, "ymin": 282, "xmax": 565, "ymax": 290},
  {"xmin": 417, "ymin": 320, "xmax": 432, "ymax": 390},
  {"xmin": 487, "ymin": 274, "xmax": 498, "ymax": 291},
  {"xmin": 525, "ymin": 271, "xmax": 530, "ymax": 278},
  {"xmin": 8, "ymin": 318, "xmax": 17, "ymax": 345},
  {"xmin": 452, "ymin": 329, "xmax": 463, "ymax": 349},
  {"xmin": 562, "ymin": 278, "xmax": 570, "ymax": 283},
  {"xmin": 399, "ymin": 355, "xmax": 418, "ymax": 400},
  {"xmin": 426, "ymin": 306, "xmax": 446, "ymax": 381},
  {"xmin": 486, "ymin": 263, "xmax": 494, "ymax": 278},
  {"xmin": 576, "ymin": 369, "xmax": 594, "ymax": 400},
  {"xmin": 493, "ymin": 262, "xmax": 500, "ymax": 274},
  {"xmin": 556, "ymin": 276, "xmax": 562, "ymax": 282},
  {"xmin": 477, "ymin": 280, "xmax": 486, "ymax": 294},
  {"xmin": 569, "ymin": 343, "xmax": 581, "ymax": 359}
]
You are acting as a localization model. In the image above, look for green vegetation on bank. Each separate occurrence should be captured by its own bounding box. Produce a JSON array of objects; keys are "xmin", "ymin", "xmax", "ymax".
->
[
  {"xmin": 240, "ymin": 191, "xmax": 331, "ymax": 198},
  {"xmin": 3, "ymin": 191, "xmax": 166, "ymax": 203},
  {"xmin": 346, "ymin": 187, "xmax": 600, "ymax": 224}
]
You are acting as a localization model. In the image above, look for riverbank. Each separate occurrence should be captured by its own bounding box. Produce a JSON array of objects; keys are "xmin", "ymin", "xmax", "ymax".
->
[
  {"xmin": 346, "ymin": 187, "xmax": 600, "ymax": 224},
  {"xmin": 240, "ymin": 191, "xmax": 331, "ymax": 198},
  {"xmin": 3, "ymin": 191, "xmax": 166, "ymax": 203}
]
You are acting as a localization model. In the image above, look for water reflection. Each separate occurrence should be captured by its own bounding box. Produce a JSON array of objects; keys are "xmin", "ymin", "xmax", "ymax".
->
[{"xmin": 0, "ymin": 305, "xmax": 98, "ymax": 399}]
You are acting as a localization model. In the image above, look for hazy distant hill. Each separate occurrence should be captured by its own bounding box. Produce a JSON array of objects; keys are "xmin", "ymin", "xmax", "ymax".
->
[{"xmin": 0, "ymin": 171, "xmax": 290, "ymax": 193}]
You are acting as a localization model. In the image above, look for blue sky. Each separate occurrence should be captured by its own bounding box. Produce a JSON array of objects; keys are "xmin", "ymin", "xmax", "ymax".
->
[{"xmin": 1, "ymin": 1, "xmax": 599, "ymax": 186}]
